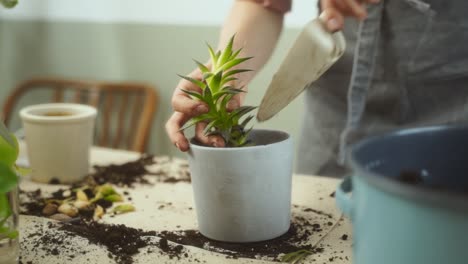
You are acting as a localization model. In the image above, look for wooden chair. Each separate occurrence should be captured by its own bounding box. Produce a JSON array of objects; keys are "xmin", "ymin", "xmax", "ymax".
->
[{"xmin": 2, "ymin": 77, "xmax": 158, "ymax": 152}]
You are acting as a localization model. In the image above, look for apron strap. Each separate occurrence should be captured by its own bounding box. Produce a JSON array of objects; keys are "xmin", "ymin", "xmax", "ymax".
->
[{"xmin": 338, "ymin": 1, "xmax": 385, "ymax": 164}]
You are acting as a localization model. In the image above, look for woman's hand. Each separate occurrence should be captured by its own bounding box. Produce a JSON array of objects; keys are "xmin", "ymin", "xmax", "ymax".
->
[
  {"xmin": 165, "ymin": 66, "xmax": 241, "ymax": 151},
  {"xmin": 319, "ymin": 0, "xmax": 380, "ymax": 32}
]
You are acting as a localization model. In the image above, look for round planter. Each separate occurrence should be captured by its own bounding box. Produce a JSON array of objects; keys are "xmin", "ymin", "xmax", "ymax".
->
[
  {"xmin": 20, "ymin": 103, "xmax": 96, "ymax": 183},
  {"xmin": 336, "ymin": 125, "xmax": 468, "ymax": 264},
  {"xmin": 0, "ymin": 186, "xmax": 19, "ymax": 264},
  {"xmin": 188, "ymin": 129, "xmax": 293, "ymax": 243}
]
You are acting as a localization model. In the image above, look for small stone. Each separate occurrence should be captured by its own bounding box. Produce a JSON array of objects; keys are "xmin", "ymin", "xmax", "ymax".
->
[
  {"xmin": 94, "ymin": 205, "xmax": 104, "ymax": 220},
  {"xmin": 58, "ymin": 203, "xmax": 78, "ymax": 217},
  {"xmin": 73, "ymin": 200, "xmax": 90, "ymax": 210},
  {"xmin": 49, "ymin": 213, "xmax": 72, "ymax": 222},
  {"xmin": 76, "ymin": 190, "xmax": 88, "ymax": 201},
  {"xmin": 42, "ymin": 203, "xmax": 58, "ymax": 216},
  {"xmin": 62, "ymin": 190, "xmax": 72, "ymax": 197}
]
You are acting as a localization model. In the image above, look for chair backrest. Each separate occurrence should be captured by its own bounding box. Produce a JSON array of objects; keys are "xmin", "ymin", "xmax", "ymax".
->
[{"xmin": 2, "ymin": 77, "xmax": 158, "ymax": 152}]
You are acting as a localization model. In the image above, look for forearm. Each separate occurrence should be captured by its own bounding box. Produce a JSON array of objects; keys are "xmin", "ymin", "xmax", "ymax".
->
[{"xmin": 216, "ymin": 0, "xmax": 286, "ymax": 88}]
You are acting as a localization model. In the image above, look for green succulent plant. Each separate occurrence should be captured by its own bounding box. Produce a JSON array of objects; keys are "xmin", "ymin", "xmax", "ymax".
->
[
  {"xmin": 179, "ymin": 35, "xmax": 257, "ymax": 147},
  {"xmin": 0, "ymin": 122, "xmax": 19, "ymax": 241}
]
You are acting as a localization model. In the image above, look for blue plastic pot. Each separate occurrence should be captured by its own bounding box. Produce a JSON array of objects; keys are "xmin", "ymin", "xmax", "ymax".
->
[{"xmin": 336, "ymin": 125, "xmax": 468, "ymax": 264}]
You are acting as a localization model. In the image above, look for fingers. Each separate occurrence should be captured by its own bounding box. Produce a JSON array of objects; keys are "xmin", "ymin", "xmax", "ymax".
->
[
  {"xmin": 171, "ymin": 68, "xmax": 209, "ymax": 116},
  {"xmin": 165, "ymin": 112, "xmax": 190, "ymax": 152},
  {"xmin": 194, "ymin": 122, "xmax": 226, "ymax": 148},
  {"xmin": 319, "ymin": 7, "xmax": 345, "ymax": 32},
  {"xmin": 341, "ymin": 0, "xmax": 368, "ymax": 19},
  {"xmin": 320, "ymin": 0, "xmax": 380, "ymax": 32}
]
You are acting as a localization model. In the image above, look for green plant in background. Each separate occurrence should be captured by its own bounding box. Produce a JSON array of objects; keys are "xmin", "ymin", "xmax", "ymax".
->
[
  {"xmin": 0, "ymin": 122, "xmax": 19, "ymax": 241},
  {"xmin": 0, "ymin": 0, "xmax": 18, "ymax": 8},
  {"xmin": 179, "ymin": 35, "xmax": 257, "ymax": 147}
]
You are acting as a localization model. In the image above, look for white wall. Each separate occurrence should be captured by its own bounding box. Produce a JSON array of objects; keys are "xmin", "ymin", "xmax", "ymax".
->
[{"xmin": 0, "ymin": 0, "xmax": 318, "ymax": 27}]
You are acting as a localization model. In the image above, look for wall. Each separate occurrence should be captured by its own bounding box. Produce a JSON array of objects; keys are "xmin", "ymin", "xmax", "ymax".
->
[{"xmin": 0, "ymin": 0, "xmax": 318, "ymax": 160}]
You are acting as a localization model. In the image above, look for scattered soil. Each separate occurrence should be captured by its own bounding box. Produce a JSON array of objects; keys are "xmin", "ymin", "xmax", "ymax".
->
[
  {"xmin": 157, "ymin": 221, "xmax": 321, "ymax": 261},
  {"xmin": 22, "ymin": 214, "xmax": 338, "ymax": 263},
  {"xmin": 21, "ymin": 205, "xmax": 349, "ymax": 263},
  {"xmin": 89, "ymin": 154, "xmax": 157, "ymax": 187},
  {"xmin": 87, "ymin": 155, "xmax": 191, "ymax": 187},
  {"xmin": 59, "ymin": 219, "xmax": 179, "ymax": 264},
  {"xmin": 20, "ymin": 156, "xmax": 349, "ymax": 263}
]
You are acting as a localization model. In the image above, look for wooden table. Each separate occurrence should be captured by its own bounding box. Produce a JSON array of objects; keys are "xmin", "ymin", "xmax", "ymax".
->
[{"xmin": 18, "ymin": 147, "xmax": 352, "ymax": 264}]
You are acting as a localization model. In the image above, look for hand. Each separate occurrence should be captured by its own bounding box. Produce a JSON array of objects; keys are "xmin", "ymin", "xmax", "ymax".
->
[
  {"xmin": 165, "ymin": 67, "xmax": 242, "ymax": 152},
  {"xmin": 319, "ymin": 0, "xmax": 380, "ymax": 32}
]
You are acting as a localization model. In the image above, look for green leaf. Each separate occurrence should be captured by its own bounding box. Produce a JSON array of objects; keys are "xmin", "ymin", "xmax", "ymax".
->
[
  {"xmin": 0, "ymin": 122, "xmax": 18, "ymax": 167},
  {"xmin": 177, "ymin": 74, "xmax": 206, "ymax": 90},
  {"xmin": 219, "ymin": 35, "xmax": 235, "ymax": 65},
  {"xmin": 230, "ymin": 106, "xmax": 257, "ymax": 119},
  {"xmin": 224, "ymin": 69, "xmax": 253, "ymax": 78},
  {"xmin": 208, "ymin": 71, "xmax": 223, "ymax": 94},
  {"xmin": 193, "ymin": 59, "xmax": 210, "ymax": 73},
  {"xmin": 180, "ymin": 88, "xmax": 204, "ymax": 101},
  {"xmin": 0, "ymin": 194, "xmax": 12, "ymax": 220},
  {"xmin": 203, "ymin": 120, "xmax": 218, "ymax": 135},
  {"xmin": 280, "ymin": 249, "xmax": 312, "ymax": 263},
  {"xmin": 220, "ymin": 77, "xmax": 237, "ymax": 87},
  {"xmin": 240, "ymin": 115, "xmax": 254, "ymax": 128},
  {"xmin": 212, "ymin": 87, "xmax": 245, "ymax": 102},
  {"xmin": 6, "ymin": 229, "xmax": 18, "ymax": 239},
  {"xmin": 179, "ymin": 113, "xmax": 212, "ymax": 131},
  {"xmin": 229, "ymin": 48, "xmax": 243, "ymax": 60},
  {"xmin": 207, "ymin": 43, "xmax": 218, "ymax": 68},
  {"xmin": 0, "ymin": 0, "xmax": 18, "ymax": 8},
  {"xmin": 0, "ymin": 163, "xmax": 17, "ymax": 193},
  {"xmin": 111, "ymin": 204, "xmax": 135, "ymax": 214},
  {"xmin": 104, "ymin": 194, "xmax": 123, "ymax": 202},
  {"xmin": 97, "ymin": 184, "xmax": 117, "ymax": 196},
  {"xmin": 202, "ymin": 73, "xmax": 214, "ymax": 81},
  {"xmin": 219, "ymin": 57, "xmax": 253, "ymax": 72}
]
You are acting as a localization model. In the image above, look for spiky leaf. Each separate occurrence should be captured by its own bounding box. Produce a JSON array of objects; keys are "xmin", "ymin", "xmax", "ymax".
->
[
  {"xmin": 207, "ymin": 44, "xmax": 218, "ymax": 68},
  {"xmin": 224, "ymin": 69, "xmax": 252, "ymax": 78},
  {"xmin": 179, "ymin": 113, "xmax": 212, "ymax": 131},
  {"xmin": 220, "ymin": 77, "xmax": 237, "ymax": 87},
  {"xmin": 193, "ymin": 59, "xmax": 210, "ymax": 73},
  {"xmin": 180, "ymin": 88, "xmax": 204, "ymax": 101},
  {"xmin": 220, "ymin": 57, "xmax": 253, "ymax": 72},
  {"xmin": 177, "ymin": 74, "xmax": 206, "ymax": 90},
  {"xmin": 219, "ymin": 35, "xmax": 235, "ymax": 65}
]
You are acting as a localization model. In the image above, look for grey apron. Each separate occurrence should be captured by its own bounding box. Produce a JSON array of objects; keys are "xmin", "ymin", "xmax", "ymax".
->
[{"xmin": 296, "ymin": 0, "xmax": 468, "ymax": 177}]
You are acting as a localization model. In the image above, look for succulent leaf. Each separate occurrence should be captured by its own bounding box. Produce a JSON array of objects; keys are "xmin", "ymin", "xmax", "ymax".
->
[
  {"xmin": 193, "ymin": 59, "xmax": 210, "ymax": 73},
  {"xmin": 180, "ymin": 88, "xmax": 204, "ymax": 101},
  {"xmin": 180, "ymin": 35, "xmax": 256, "ymax": 147},
  {"xmin": 177, "ymin": 74, "xmax": 206, "ymax": 90}
]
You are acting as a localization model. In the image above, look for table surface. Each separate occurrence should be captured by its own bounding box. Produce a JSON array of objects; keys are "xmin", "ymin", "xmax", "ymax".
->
[{"xmin": 18, "ymin": 147, "xmax": 352, "ymax": 264}]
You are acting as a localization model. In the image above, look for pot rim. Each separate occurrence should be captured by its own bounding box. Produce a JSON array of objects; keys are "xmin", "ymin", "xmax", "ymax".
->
[
  {"xmin": 189, "ymin": 129, "xmax": 291, "ymax": 151},
  {"xmin": 348, "ymin": 124, "xmax": 468, "ymax": 212},
  {"xmin": 20, "ymin": 103, "xmax": 97, "ymax": 124}
]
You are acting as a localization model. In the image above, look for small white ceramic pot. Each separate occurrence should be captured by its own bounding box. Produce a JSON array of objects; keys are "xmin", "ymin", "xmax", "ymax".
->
[
  {"xmin": 188, "ymin": 129, "xmax": 293, "ymax": 242},
  {"xmin": 20, "ymin": 103, "xmax": 97, "ymax": 184}
]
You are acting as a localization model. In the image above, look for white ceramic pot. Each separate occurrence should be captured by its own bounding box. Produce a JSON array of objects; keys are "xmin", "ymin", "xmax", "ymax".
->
[
  {"xmin": 188, "ymin": 129, "xmax": 293, "ymax": 242},
  {"xmin": 20, "ymin": 103, "xmax": 97, "ymax": 184}
]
